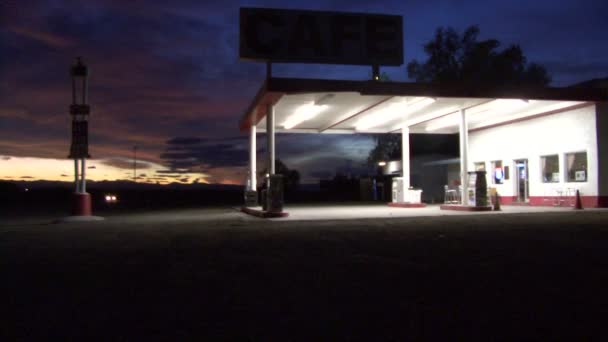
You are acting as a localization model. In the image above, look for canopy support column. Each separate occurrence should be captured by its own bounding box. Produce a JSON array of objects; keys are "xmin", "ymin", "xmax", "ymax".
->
[
  {"xmin": 74, "ymin": 159, "xmax": 80, "ymax": 193},
  {"xmin": 401, "ymin": 126, "xmax": 410, "ymax": 196},
  {"xmin": 249, "ymin": 125, "xmax": 257, "ymax": 190},
  {"xmin": 267, "ymin": 104, "xmax": 275, "ymax": 175},
  {"xmin": 459, "ymin": 108, "xmax": 469, "ymax": 206},
  {"xmin": 81, "ymin": 158, "xmax": 86, "ymax": 193},
  {"xmin": 263, "ymin": 103, "xmax": 285, "ymax": 214}
]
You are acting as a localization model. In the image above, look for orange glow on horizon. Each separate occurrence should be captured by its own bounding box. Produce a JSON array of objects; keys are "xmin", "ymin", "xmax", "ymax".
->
[{"xmin": 0, "ymin": 155, "xmax": 212, "ymax": 185}]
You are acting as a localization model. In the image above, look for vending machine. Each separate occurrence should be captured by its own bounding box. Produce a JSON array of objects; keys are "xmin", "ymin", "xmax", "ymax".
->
[
  {"xmin": 467, "ymin": 171, "xmax": 477, "ymax": 206},
  {"xmin": 392, "ymin": 177, "xmax": 404, "ymax": 202}
]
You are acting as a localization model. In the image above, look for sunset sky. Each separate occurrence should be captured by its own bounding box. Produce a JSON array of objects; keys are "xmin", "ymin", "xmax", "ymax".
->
[{"xmin": 1, "ymin": 0, "xmax": 606, "ymax": 185}]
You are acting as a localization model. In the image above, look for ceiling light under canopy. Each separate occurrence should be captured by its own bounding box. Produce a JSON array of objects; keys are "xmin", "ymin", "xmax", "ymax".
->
[
  {"xmin": 282, "ymin": 102, "xmax": 328, "ymax": 129},
  {"xmin": 356, "ymin": 97, "xmax": 436, "ymax": 130}
]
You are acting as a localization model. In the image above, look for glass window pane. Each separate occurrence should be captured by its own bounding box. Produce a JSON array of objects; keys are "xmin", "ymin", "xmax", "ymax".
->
[
  {"xmin": 491, "ymin": 160, "xmax": 503, "ymax": 184},
  {"xmin": 566, "ymin": 152, "xmax": 587, "ymax": 182},
  {"xmin": 541, "ymin": 155, "xmax": 559, "ymax": 183}
]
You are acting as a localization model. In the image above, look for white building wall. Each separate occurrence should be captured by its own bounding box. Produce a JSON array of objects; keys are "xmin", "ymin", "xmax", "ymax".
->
[
  {"xmin": 468, "ymin": 104, "xmax": 598, "ymax": 199},
  {"xmin": 596, "ymin": 102, "xmax": 608, "ymax": 197}
]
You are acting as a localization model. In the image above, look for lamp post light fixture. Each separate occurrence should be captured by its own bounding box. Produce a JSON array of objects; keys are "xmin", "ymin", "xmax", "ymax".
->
[{"xmin": 68, "ymin": 57, "xmax": 93, "ymax": 216}]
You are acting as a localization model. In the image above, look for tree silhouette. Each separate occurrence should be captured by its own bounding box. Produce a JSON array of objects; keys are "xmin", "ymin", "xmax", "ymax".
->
[
  {"xmin": 407, "ymin": 25, "xmax": 551, "ymax": 86},
  {"xmin": 367, "ymin": 134, "xmax": 401, "ymax": 167},
  {"xmin": 259, "ymin": 159, "xmax": 300, "ymax": 193},
  {"xmin": 368, "ymin": 26, "xmax": 551, "ymax": 167}
]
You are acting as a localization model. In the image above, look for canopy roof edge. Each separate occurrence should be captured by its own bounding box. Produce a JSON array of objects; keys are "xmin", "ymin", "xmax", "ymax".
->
[{"xmin": 239, "ymin": 77, "xmax": 608, "ymax": 133}]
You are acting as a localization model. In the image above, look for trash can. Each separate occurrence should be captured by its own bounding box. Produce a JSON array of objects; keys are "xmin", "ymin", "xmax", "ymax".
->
[
  {"xmin": 468, "ymin": 170, "xmax": 488, "ymax": 207},
  {"xmin": 475, "ymin": 170, "xmax": 488, "ymax": 206}
]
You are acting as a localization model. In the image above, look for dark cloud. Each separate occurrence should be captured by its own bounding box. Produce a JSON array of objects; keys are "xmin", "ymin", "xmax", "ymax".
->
[
  {"xmin": 155, "ymin": 170, "xmax": 192, "ymax": 175},
  {"xmin": 286, "ymin": 155, "xmax": 372, "ymax": 184},
  {"xmin": 88, "ymin": 165, "xmax": 96, "ymax": 169},
  {"xmin": 161, "ymin": 159, "xmax": 200, "ymax": 170},
  {"xmin": 20, "ymin": 176, "xmax": 33, "ymax": 179},
  {"xmin": 158, "ymin": 133, "xmax": 377, "ymax": 183},
  {"xmin": 162, "ymin": 174, "xmax": 187, "ymax": 179},
  {"xmin": 308, "ymin": 170, "xmax": 333, "ymax": 179},
  {"xmin": 60, "ymin": 174, "xmax": 69, "ymax": 177},
  {"xmin": 167, "ymin": 137, "xmax": 203, "ymax": 145},
  {"xmin": 101, "ymin": 158, "xmax": 151, "ymax": 170},
  {"xmin": 160, "ymin": 136, "xmax": 249, "ymax": 173},
  {"xmin": 1, "ymin": 156, "xmax": 10, "ymax": 160}
]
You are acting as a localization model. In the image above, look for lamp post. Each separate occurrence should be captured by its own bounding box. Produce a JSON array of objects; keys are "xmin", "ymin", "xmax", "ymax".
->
[
  {"xmin": 133, "ymin": 145, "xmax": 137, "ymax": 182},
  {"xmin": 68, "ymin": 57, "xmax": 92, "ymax": 216}
]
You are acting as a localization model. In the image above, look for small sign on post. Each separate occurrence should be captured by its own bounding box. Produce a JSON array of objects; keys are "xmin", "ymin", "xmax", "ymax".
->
[{"xmin": 69, "ymin": 104, "xmax": 90, "ymax": 159}]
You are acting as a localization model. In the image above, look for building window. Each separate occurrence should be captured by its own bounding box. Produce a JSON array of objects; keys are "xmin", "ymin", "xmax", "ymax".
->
[
  {"xmin": 566, "ymin": 152, "xmax": 587, "ymax": 182},
  {"xmin": 491, "ymin": 160, "xmax": 504, "ymax": 184},
  {"xmin": 474, "ymin": 162, "xmax": 486, "ymax": 171},
  {"xmin": 541, "ymin": 155, "xmax": 560, "ymax": 183}
]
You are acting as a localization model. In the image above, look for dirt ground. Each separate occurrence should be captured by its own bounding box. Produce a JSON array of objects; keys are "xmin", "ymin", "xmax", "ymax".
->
[{"xmin": 2, "ymin": 207, "xmax": 608, "ymax": 340}]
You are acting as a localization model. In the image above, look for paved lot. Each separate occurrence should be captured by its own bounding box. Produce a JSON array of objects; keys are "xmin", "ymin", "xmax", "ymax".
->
[
  {"xmin": 2, "ymin": 206, "xmax": 608, "ymax": 340},
  {"xmin": 271, "ymin": 203, "xmax": 577, "ymax": 220}
]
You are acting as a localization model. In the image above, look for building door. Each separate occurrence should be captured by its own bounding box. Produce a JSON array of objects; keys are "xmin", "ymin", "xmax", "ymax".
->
[{"xmin": 514, "ymin": 159, "xmax": 529, "ymax": 202}]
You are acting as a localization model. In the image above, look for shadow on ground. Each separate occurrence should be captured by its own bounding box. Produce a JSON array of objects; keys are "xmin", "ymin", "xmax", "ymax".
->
[{"xmin": 2, "ymin": 209, "xmax": 607, "ymax": 339}]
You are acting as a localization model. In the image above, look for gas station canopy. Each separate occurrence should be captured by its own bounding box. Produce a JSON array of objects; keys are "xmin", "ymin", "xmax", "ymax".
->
[
  {"xmin": 240, "ymin": 77, "xmax": 606, "ymax": 135},
  {"xmin": 237, "ymin": 8, "xmax": 608, "ymax": 214}
]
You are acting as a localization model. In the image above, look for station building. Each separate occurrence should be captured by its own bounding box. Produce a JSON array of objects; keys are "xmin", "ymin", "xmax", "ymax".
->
[{"xmin": 240, "ymin": 77, "xmax": 608, "ymax": 208}]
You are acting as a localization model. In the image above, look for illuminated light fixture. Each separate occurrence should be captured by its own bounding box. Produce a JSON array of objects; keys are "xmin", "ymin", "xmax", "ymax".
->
[
  {"xmin": 320, "ymin": 105, "xmax": 366, "ymax": 132},
  {"xmin": 378, "ymin": 161, "xmax": 387, "ymax": 166},
  {"xmin": 425, "ymin": 99, "xmax": 529, "ymax": 132},
  {"xmin": 425, "ymin": 113, "xmax": 461, "ymax": 132},
  {"xmin": 356, "ymin": 97, "xmax": 436, "ymax": 130},
  {"xmin": 283, "ymin": 102, "xmax": 328, "ymax": 129},
  {"xmin": 472, "ymin": 101, "xmax": 582, "ymax": 129},
  {"xmin": 394, "ymin": 106, "xmax": 460, "ymax": 130},
  {"xmin": 489, "ymin": 99, "xmax": 529, "ymax": 115},
  {"xmin": 468, "ymin": 99, "xmax": 529, "ymax": 116}
]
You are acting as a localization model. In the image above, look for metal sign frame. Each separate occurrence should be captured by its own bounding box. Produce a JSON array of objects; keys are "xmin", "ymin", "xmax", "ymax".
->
[{"xmin": 240, "ymin": 7, "xmax": 403, "ymax": 66}]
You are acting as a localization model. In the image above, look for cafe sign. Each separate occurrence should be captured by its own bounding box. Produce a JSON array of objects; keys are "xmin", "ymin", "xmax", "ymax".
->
[{"xmin": 240, "ymin": 8, "xmax": 403, "ymax": 66}]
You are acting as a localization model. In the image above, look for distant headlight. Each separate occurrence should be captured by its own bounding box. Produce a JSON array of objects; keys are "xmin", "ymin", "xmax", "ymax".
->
[{"xmin": 105, "ymin": 194, "xmax": 118, "ymax": 203}]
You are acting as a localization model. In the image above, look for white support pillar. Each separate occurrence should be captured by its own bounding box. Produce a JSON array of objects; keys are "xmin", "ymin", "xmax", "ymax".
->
[
  {"xmin": 401, "ymin": 126, "xmax": 410, "ymax": 198},
  {"xmin": 74, "ymin": 159, "xmax": 80, "ymax": 193},
  {"xmin": 459, "ymin": 108, "xmax": 469, "ymax": 206},
  {"xmin": 81, "ymin": 158, "xmax": 86, "ymax": 193},
  {"xmin": 250, "ymin": 125, "xmax": 257, "ymax": 190},
  {"xmin": 267, "ymin": 104, "xmax": 275, "ymax": 175}
]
